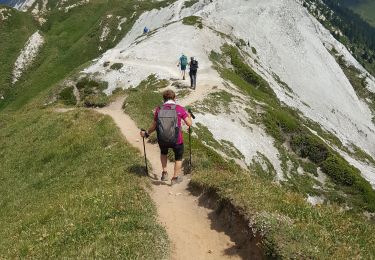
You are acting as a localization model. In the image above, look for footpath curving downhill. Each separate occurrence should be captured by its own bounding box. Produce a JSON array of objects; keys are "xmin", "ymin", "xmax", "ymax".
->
[{"xmin": 96, "ymin": 97, "xmax": 247, "ymax": 260}]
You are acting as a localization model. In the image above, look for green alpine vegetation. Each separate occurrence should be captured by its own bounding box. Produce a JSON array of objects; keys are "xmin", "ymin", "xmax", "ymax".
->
[
  {"xmin": 303, "ymin": 0, "xmax": 375, "ymax": 76},
  {"xmin": 209, "ymin": 44, "xmax": 375, "ymax": 212},
  {"xmin": 342, "ymin": 0, "xmax": 375, "ymax": 27},
  {"xmin": 0, "ymin": 6, "xmax": 37, "ymax": 98},
  {"xmin": 0, "ymin": 110, "xmax": 168, "ymax": 258},
  {"xmin": 183, "ymin": 0, "xmax": 199, "ymax": 9},
  {"xmin": 0, "ymin": 0, "xmax": 176, "ymax": 111},
  {"xmin": 182, "ymin": 16, "xmax": 203, "ymax": 29}
]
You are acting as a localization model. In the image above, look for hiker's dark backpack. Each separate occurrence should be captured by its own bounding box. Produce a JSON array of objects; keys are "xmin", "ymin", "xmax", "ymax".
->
[
  {"xmin": 157, "ymin": 105, "xmax": 179, "ymax": 147},
  {"xmin": 191, "ymin": 60, "xmax": 198, "ymax": 72}
]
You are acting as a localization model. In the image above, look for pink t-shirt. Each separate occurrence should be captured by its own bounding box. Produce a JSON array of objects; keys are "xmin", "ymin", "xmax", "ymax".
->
[{"xmin": 154, "ymin": 101, "xmax": 188, "ymax": 145}]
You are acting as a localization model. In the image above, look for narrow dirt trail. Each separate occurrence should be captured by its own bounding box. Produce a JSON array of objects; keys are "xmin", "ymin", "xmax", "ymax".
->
[{"xmin": 96, "ymin": 97, "xmax": 243, "ymax": 260}]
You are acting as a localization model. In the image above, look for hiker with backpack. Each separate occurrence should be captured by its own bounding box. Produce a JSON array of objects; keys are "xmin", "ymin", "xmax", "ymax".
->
[
  {"xmin": 177, "ymin": 54, "xmax": 188, "ymax": 80},
  {"xmin": 189, "ymin": 57, "xmax": 198, "ymax": 89},
  {"xmin": 140, "ymin": 90, "xmax": 193, "ymax": 185}
]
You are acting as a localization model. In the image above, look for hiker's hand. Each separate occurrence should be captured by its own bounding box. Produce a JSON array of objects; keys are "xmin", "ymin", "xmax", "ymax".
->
[{"xmin": 140, "ymin": 130, "xmax": 147, "ymax": 138}]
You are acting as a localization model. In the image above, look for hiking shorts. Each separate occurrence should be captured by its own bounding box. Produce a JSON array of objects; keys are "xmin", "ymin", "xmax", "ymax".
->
[
  {"xmin": 181, "ymin": 65, "xmax": 187, "ymax": 71},
  {"xmin": 160, "ymin": 143, "xmax": 184, "ymax": 161}
]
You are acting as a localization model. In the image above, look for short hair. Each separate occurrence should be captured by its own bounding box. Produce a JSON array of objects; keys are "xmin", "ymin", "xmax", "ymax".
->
[{"xmin": 163, "ymin": 89, "xmax": 176, "ymax": 102}]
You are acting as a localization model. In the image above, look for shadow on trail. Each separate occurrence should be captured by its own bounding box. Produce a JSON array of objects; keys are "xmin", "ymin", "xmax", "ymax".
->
[
  {"xmin": 127, "ymin": 164, "xmax": 169, "ymax": 184},
  {"xmin": 188, "ymin": 186, "xmax": 265, "ymax": 260},
  {"xmin": 151, "ymin": 180, "xmax": 170, "ymax": 186},
  {"xmin": 127, "ymin": 164, "xmax": 148, "ymax": 176}
]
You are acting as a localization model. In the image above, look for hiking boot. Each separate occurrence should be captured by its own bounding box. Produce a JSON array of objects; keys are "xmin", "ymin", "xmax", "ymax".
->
[
  {"xmin": 161, "ymin": 171, "xmax": 168, "ymax": 181},
  {"xmin": 171, "ymin": 176, "xmax": 183, "ymax": 185},
  {"xmin": 183, "ymin": 76, "xmax": 185, "ymax": 80}
]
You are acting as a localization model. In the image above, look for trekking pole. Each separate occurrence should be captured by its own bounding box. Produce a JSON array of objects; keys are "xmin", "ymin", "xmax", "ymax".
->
[
  {"xmin": 140, "ymin": 129, "xmax": 149, "ymax": 176},
  {"xmin": 187, "ymin": 109, "xmax": 196, "ymax": 172},
  {"xmin": 189, "ymin": 126, "xmax": 192, "ymax": 170}
]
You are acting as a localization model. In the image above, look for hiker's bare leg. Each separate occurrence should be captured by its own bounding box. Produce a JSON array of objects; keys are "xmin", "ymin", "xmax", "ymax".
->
[
  {"xmin": 161, "ymin": 154, "xmax": 168, "ymax": 172},
  {"xmin": 174, "ymin": 160, "xmax": 183, "ymax": 178}
]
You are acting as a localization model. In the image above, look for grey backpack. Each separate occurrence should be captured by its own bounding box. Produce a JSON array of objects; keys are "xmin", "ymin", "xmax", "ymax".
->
[{"xmin": 157, "ymin": 105, "xmax": 179, "ymax": 147}]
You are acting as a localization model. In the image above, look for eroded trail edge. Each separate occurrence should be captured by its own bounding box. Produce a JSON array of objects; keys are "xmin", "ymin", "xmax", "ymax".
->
[{"xmin": 96, "ymin": 97, "xmax": 245, "ymax": 260}]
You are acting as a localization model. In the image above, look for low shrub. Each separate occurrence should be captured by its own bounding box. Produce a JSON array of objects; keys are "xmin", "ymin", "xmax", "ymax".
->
[
  {"xmin": 183, "ymin": 0, "xmax": 199, "ymax": 8},
  {"xmin": 76, "ymin": 77, "xmax": 100, "ymax": 90},
  {"xmin": 110, "ymin": 63, "xmax": 123, "ymax": 70},
  {"xmin": 84, "ymin": 93, "xmax": 109, "ymax": 108},
  {"xmin": 300, "ymin": 161, "xmax": 318, "ymax": 176},
  {"xmin": 76, "ymin": 77, "xmax": 108, "ymax": 104},
  {"xmin": 321, "ymin": 154, "xmax": 356, "ymax": 185},
  {"xmin": 290, "ymin": 134, "xmax": 329, "ymax": 164},
  {"xmin": 182, "ymin": 16, "xmax": 203, "ymax": 29},
  {"xmin": 58, "ymin": 87, "xmax": 76, "ymax": 106},
  {"xmin": 223, "ymin": 45, "xmax": 275, "ymax": 97},
  {"xmin": 269, "ymin": 109, "xmax": 300, "ymax": 132}
]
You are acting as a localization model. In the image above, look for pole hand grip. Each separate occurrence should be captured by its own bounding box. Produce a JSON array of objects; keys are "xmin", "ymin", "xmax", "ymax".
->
[
  {"xmin": 188, "ymin": 109, "xmax": 196, "ymax": 119},
  {"xmin": 140, "ymin": 128, "xmax": 150, "ymax": 138}
]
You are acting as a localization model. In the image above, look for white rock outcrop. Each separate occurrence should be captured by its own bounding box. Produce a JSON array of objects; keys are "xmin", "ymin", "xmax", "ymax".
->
[{"xmin": 12, "ymin": 31, "xmax": 44, "ymax": 84}]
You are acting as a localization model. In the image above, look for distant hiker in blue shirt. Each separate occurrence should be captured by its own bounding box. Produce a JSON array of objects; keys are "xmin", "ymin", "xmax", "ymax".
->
[
  {"xmin": 143, "ymin": 27, "xmax": 149, "ymax": 34},
  {"xmin": 177, "ymin": 54, "xmax": 188, "ymax": 80}
]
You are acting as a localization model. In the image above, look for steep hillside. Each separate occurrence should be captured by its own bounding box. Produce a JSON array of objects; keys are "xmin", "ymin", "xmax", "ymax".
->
[
  {"xmin": 342, "ymin": 0, "xmax": 375, "ymax": 26},
  {"xmin": 0, "ymin": 6, "xmax": 36, "ymax": 99},
  {"xmin": 0, "ymin": 0, "xmax": 175, "ymax": 111},
  {"xmin": 304, "ymin": 0, "xmax": 375, "ymax": 77}
]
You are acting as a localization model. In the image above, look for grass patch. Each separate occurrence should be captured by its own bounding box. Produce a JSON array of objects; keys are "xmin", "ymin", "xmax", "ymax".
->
[
  {"xmin": 249, "ymin": 152, "xmax": 277, "ymax": 180},
  {"xmin": 84, "ymin": 93, "xmax": 109, "ymax": 108},
  {"xmin": 222, "ymin": 45, "xmax": 275, "ymax": 98},
  {"xmin": 182, "ymin": 16, "xmax": 203, "ymax": 29},
  {"xmin": 110, "ymin": 62, "xmax": 123, "ymax": 70},
  {"xmin": 76, "ymin": 77, "xmax": 109, "ymax": 107},
  {"xmin": 336, "ymin": 54, "xmax": 375, "ymax": 118},
  {"xmin": 350, "ymin": 143, "xmax": 375, "ymax": 165},
  {"xmin": 193, "ymin": 90, "xmax": 234, "ymax": 115},
  {"xmin": 0, "ymin": 110, "xmax": 169, "ymax": 258},
  {"xmin": 183, "ymin": 0, "xmax": 199, "ymax": 8},
  {"xmin": 272, "ymin": 73, "xmax": 294, "ymax": 94},
  {"xmin": 58, "ymin": 86, "xmax": 77, "ymax": 106}
]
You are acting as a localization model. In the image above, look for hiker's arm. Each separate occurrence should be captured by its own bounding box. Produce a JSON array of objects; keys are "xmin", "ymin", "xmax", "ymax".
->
[
  {"xmin": 140, "ymin": 120, "xmax": 157, "ymax": 137},
  {"xmin": 185, "ymin": 114, "xmax": 193, "ymax": 127},
  {"xmin": 147, "ymin": 120, "xmax": 157, "ymax": 134}
]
